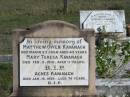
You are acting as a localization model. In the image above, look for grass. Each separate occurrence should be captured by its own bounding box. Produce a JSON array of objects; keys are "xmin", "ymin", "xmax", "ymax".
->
[
  {"xmin": 0, "ymin": 62, "xmax": 12, "ymax": 97},
  {"xmin": 0, "ymin": 0, "xmax": 129, "ymax": 32}
]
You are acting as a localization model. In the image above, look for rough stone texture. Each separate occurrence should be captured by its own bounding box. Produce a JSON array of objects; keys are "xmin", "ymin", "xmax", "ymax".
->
[
  {"xmin": 97, "ymin": 86, "xmax": 130, "ymax": 97},
  {"xmin": 10, "ymin": 20, "xmax": 97, "ymax": 97},
  {"xmin": 96, "ymin": 78, "xmax": 130, "ymax": 97}
]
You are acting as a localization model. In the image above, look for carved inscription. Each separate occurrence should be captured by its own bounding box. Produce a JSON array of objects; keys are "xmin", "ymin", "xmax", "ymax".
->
[{"xmin": 20, "ymin": 38, "xmax": 89, "ymax": 86}]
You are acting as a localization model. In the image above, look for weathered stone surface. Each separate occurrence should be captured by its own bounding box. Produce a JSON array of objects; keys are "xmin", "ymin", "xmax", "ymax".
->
[
  {"xmin": 80, "ymin": 10, "xmax": 126, "ymax": 35},
  {"xmin": 11, "ymin": 20, "xmax": 97, "ymax": 97}
]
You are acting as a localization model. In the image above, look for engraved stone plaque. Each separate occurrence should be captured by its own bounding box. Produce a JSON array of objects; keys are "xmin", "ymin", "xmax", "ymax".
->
[
  {"xmin": 20, "ymin": 38, "xmax": 89, "ymax": 86},
  {"xmin": 80, "ymin": 10, "xmax": 126, "ymax": 33}
]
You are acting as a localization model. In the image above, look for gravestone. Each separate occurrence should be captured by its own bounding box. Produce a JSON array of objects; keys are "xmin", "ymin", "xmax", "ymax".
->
[
  {"xmin": 80, "ymin": 10, "xmax": 126, "ymax": 35},
  {"xmin": 10, "ymin": 20, "xmax": 97, "ymax": 97}
]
